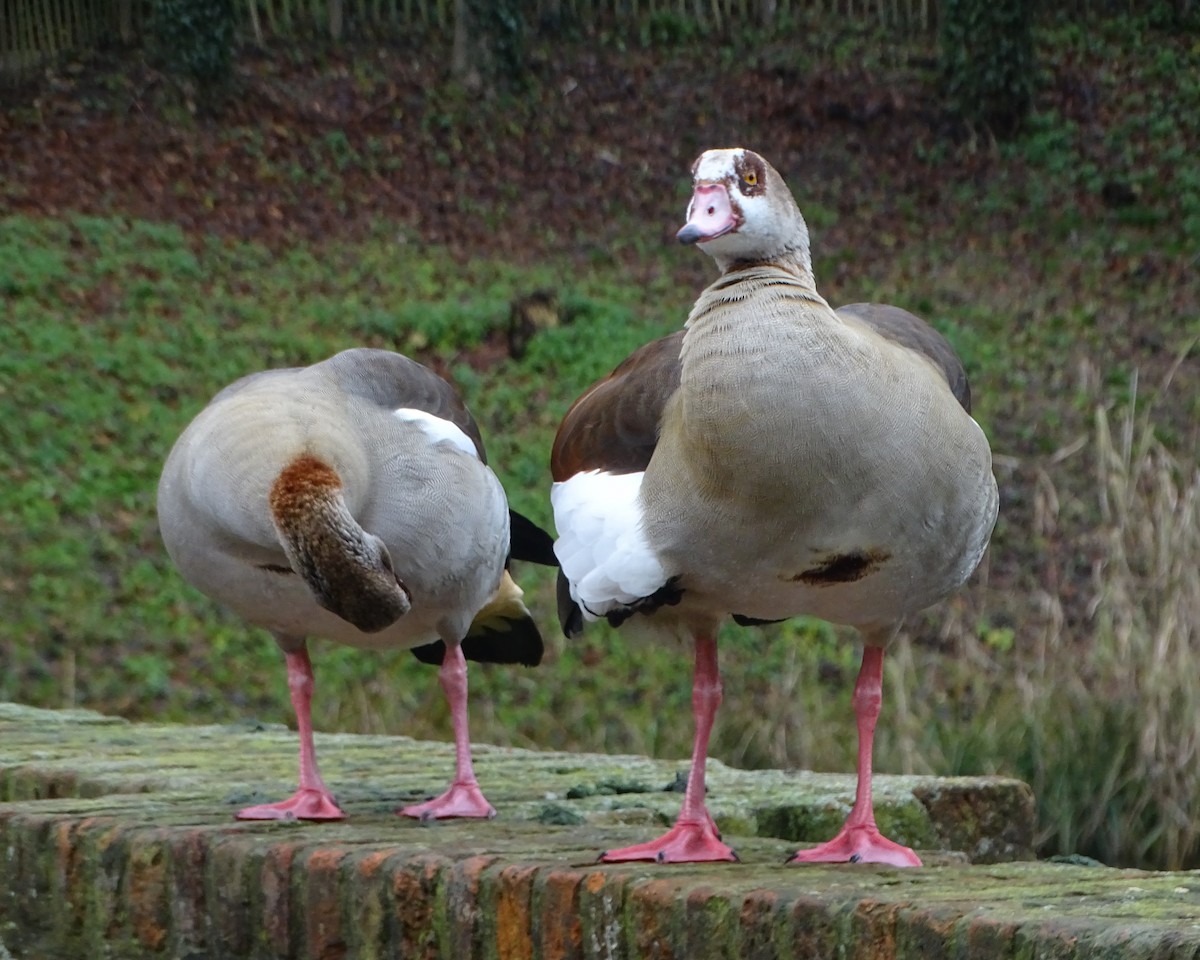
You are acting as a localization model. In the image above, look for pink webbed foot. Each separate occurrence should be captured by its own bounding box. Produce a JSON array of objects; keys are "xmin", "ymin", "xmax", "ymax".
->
[
  {"xmin": 601, "ymin": 817, "xmax": 738, "ymax": 864},
  {"xmin": 399, "ymin": 780, "xmax": 497, "ymax": 821},
  {"xmin": 236, "ymin": 787, "xmax": 345, "ymax": 821},
  {"xmin": 787, "ymin": 824, "xmax": 921, "ymax": 867}
]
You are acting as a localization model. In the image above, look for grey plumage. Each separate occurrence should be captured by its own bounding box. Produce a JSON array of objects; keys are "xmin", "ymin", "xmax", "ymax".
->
[{"xmin": 157, "ymin": 347, "xmax": 548, "ymax": 822}]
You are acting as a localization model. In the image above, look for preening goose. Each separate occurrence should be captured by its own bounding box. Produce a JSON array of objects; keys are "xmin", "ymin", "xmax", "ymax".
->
[
  {"xmin": 158, "ymin": 348, "xmax": 552, "ymax": 821},
  {"xmin": 551, "ymin": 148, "xmax": 998, "ymax": 866}
]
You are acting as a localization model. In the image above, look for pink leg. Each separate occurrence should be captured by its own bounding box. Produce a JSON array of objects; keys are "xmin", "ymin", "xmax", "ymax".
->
[
  {"xmin": 400, "ymin": 643, "xmax": 496, "ymax": 820},
  {"xmin": 602, "ymin": 633, "xmax": 737, "ymax": 863},
  {"xmin": 789, "ymin": 646, "xmax": 921, "ymax": 867},
  {"xmin": 237, "ymin": 646, "xmax": 345, "ymax": 821}
]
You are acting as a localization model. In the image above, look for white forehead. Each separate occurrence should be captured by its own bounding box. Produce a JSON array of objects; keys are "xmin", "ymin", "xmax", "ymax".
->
[{"xmin": 693, "ymin": 149, "xmax": 744, "ymax": 182}]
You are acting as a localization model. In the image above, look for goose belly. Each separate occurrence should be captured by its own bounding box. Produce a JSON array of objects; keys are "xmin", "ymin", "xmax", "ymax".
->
[
  {"xmin": 662, "ymin": 485, "xmax": 993, "ymax": 626},
  {"xmin": 642, "ymin": 358, "xmax": 997, "ymax": 626}
]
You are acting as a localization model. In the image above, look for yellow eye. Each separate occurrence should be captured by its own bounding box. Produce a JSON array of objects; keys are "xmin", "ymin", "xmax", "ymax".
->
[{"xmin": 744, "ymin": 172, "xmax": 757, "ymax": 186}]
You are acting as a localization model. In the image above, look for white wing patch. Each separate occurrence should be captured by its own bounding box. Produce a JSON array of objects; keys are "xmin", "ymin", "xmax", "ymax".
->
[
  {"xmin": 393, "ymin": 408, "xmax": 479, "ymax": 458},
  {"xmin": 551, "ymin": 470, "xmax": 670, "ymax": 620}
]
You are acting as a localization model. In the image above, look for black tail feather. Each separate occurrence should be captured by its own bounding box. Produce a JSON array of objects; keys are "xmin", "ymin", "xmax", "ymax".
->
[
  {"xmin": 410, "ymin": 612, "xmax": 544, "ymax": 668},
  {"xmin": 509, "ymin": 509, "xmax": 558, "ymax": 567},
  {"xmin": 557, "ymin": 569, "xmax": 584, "ymax": 639}
]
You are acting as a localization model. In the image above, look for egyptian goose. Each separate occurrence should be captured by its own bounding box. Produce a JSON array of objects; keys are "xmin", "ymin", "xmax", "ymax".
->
[
  {"xmin": 158, "ymin": 348, "xmax": 552, "ymax": 821},
  {"xmin": 551, "ymin": 148, "xmax": 998, "ymax": 866}
]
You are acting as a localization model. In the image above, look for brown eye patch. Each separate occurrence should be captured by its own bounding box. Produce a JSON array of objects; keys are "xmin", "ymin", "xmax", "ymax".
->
[{"xmin": 734, "ymin": 153, "xmax": 767, "ymax": 196}]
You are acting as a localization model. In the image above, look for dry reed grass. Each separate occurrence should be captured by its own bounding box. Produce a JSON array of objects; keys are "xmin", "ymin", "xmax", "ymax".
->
[{"xmin": 880, "ymin": 354, "xmax": 1200, "ymax": 869}]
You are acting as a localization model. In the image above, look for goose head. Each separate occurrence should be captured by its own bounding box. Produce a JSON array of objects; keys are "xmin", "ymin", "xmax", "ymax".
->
[
  {"xmin": 677, "ymin": 147, "xmax": 812, "ymax": 277},
  {"xmin": 270, "ymin": 454, "xmax": 413, "ymax": 633}
]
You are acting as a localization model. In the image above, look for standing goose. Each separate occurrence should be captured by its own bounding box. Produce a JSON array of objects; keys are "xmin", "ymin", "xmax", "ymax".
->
[
  {"xmin": 551, "ymin": 148, "xmax": 998, "ymax": 866},
  {"xmin": 158, "ymin": 348, "xmax": 553, "ymax": 822}
]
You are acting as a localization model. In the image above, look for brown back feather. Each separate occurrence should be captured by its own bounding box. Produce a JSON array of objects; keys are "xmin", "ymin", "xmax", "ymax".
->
[{"xmin": 550, "ymin": 331, "xmax": 685, "ymax": 480}]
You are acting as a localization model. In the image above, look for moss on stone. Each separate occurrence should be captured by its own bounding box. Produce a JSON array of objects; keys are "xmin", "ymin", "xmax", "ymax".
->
[
  {"xmin": 536, "ymin": 804, "xmax": 586, "ymax": 826},
  {"xmin": 7, "ymin": 702, "xmax": 1200, "ymax": 960}
]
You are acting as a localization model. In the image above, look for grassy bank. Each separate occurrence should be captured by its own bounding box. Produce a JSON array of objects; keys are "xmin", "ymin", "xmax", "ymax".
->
[{"xmin": 2, "ymin": 13, "xmax": 1198, "ymax": 869}]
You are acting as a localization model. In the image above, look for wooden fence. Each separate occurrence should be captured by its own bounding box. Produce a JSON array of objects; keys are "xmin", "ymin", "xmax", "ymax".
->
[
  {"xmin": 0, "ymin": 0, "xmax": 1172, "ymax": 84},
  {"xmin": 1, "ymin": 0, "xmax": 138, "ymax": 75},
  {"xmin": 0, "ymin": 0, "xmax": 939, "ymax": 82}
]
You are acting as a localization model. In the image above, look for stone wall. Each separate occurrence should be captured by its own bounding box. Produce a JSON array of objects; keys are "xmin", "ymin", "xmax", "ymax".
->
[{"xmin": 2, "ymin": 703, "xmax": 1198, "ymax": 959}]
